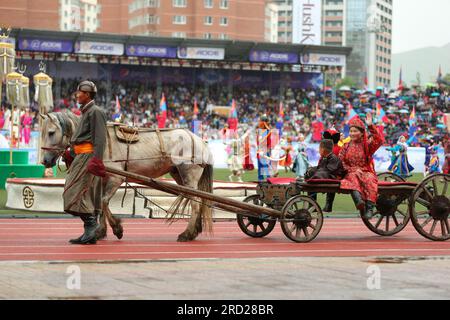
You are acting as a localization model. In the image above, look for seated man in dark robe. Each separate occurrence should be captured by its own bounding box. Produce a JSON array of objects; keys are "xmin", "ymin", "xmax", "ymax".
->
[
  {"xmin": 305, "ymin": 139, "xmax": 347, "ymax": 180},
  {"xmin": 304, "ymin": 140, "xmax": 347, "ymax": 206}
]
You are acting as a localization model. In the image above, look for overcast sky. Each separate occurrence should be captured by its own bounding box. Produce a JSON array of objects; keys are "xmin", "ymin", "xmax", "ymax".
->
[{"xmin": 392, "ymin": 0, "xmax": 450, "ymax": 53}]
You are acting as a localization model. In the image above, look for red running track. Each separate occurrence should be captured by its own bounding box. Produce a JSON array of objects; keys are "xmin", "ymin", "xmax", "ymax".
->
[{"xmin": 0, "ymin": 218, "xmax": 450, "ymax": 262}]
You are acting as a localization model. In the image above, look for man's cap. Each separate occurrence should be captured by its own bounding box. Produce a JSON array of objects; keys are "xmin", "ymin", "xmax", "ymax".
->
[{"xmin": 77, "ymin": 80, "xmax": 97, "ymax": 93}]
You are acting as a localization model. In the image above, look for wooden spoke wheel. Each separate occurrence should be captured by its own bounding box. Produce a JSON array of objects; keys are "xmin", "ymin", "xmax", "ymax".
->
[
  {"xmin": 362, "ymin": 172, "xmax": 410, "ymax": 236},
  {"xmin": 280, "ymin": 195, "xmax": 323, "ymax": 243},
  {"xmin": 236, "ymin": 195, "xmax": 277, "ymax": 238},
  {"xmin": 410, "ymin": 174, "xmax": 450, "ymax": 241},
  {"xmin": 377, "ymin": 172, "xmax": 406, "ymax": 182}
]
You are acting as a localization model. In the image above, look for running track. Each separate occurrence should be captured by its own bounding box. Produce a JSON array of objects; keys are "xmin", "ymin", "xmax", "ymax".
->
[{"xmin": 1, "ymin": 218, "xmax": 450, "ymax": 262}]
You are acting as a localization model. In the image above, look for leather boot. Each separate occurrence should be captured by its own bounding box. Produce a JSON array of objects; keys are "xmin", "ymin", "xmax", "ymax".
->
[
  {"xmin": 323, "ymin": 193, "xmax": 335, "ymax": 213},
  {"xmin": 364, "ymin": 201, "xmax": 376, "ymax": 220},
  {"xmin": 350, "ymin": 191, "xmax": 365, "ymax": 212},
  {"xmin": 69, "ymin": 215, "xmax": 98, "ymax": 245}
]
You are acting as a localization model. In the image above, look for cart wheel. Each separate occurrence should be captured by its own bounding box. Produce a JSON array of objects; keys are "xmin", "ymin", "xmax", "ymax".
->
[
  {"xmin": 236, "ymin": 195, "xmax": 277, "ymax": 238},
  {"xmin": 377, "ymin": 172, "xmax": 405, "ymax": 182},
  {"xmin": 362, "ymin": 172, "xmax": 410, "ymax": 236},
  {"xmin": 410, "ymin": 174, "xmax": 450, "ymax": 241},
  {"xmin": 280, "ymin": 195, "xmax": 323, "ymax": 243}
]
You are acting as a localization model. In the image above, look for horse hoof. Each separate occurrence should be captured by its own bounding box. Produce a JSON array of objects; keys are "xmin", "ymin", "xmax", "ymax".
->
[
  {"xmin": 177, "ymin": 232, "xmax": 198, "ymax": 242},
  {"xmin": 113, "ymin": 226, "xmax": 124, "ymax": 240}
]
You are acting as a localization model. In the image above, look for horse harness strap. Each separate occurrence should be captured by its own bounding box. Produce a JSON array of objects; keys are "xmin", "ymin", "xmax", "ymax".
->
[{"xmin": 155, "ymin": 128, "xmax": 168, "ymax": 159}]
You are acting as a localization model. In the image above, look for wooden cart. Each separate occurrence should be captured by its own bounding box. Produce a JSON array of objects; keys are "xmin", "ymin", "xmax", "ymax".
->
[
  {"xmin": 105, "ymin": 167, "xmax": 449, "ymax": 243},
  {"xmin": 237, "ymin": 173, "xmax": 450, "ymax": 243}
]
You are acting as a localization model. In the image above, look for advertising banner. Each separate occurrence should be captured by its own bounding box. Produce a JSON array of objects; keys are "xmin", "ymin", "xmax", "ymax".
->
[
  {"xmin": 300, "ymin": 53, "xmax": 346, "ymax": 67},
  {"xmin": 177, "ymin": 47, "xmax": 225, "ymax": 60},
  {"xmin": 249, "ymin": 50, "xmax": 298, "ymax": 64},
  {"xmin": 292, "ymin": 0, "xmax": 322, "ymax": 45},
  {"xmin": 126, "ymin": 45, "xmax": 177, "ymax": 58},
  {"xmin": 75, "ymin": 41, "xmax": 124, "ymax": 55},
  {"xmin": 18, "ymin": 38, "xmax": 73, "ymax": 53}
]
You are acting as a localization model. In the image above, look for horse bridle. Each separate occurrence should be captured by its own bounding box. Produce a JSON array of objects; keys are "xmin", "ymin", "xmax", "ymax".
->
[{"xmin": 41, "ymin": 113, "xmax": 72, "ymax": 167}]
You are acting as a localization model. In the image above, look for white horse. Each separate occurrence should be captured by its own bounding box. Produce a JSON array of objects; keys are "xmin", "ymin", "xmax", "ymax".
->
[{"xmin": 41, "ymin": 111, "xmax": 214, "ymax": 242}]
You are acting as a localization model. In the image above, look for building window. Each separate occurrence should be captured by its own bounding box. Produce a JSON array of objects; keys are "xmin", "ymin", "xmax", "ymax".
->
[
  {"xmin": 204, "ymin": 33, "xmax": 213, "ymax": 39},
  {"xmin": 204, "ymin": 16, "xmax": 213, "ymax": 25},
  {"xmin": 220, "ymin": 0, "xmax": 228, "ymax": 9},
  {"xmin": 173, "ymin": 15, "xmax": 187, "ymax": 24},
  {"xmin": 173, "ymin": 0, "xmax": 187, "ymax": 7},
  {"xmin": 172, "ymin": 32, "xmax": 186, "ymax": 38},
  {"xmin": 220, "ymin": 17, "xmax": 228, "ymax": 26},
  {"xmin": 219, "ymin": 33, "xmax": 229, "ymax": 40},
  {"xmin": 204, "ymin": 0, "xmax": 213, "ymax": 8}
]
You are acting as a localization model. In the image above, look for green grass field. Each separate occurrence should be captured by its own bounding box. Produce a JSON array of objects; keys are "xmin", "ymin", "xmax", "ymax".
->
[{"xmin": 0, "ymin": 167, "xmax": 427, "ymax": 217}]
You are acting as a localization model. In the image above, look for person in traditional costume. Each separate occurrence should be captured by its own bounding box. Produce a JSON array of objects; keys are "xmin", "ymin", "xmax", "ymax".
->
[
  {"xmin": 20, "ymin": 107, "xmax": 33, "ymax": 146},
  {"xmin": 63, "ymin": 81, "xmax": 107, "ymax": 245},
  {"xmin": 292, "ymin": 133, "xmax": 310, "ymax": 179},
  {"xmin": 428, "ymin": 145, "xmax": 441, "ymax": 175},
  {"xmin": 387, "ymin": 134, "xmax": 414, "ymax": 178},
  {"xmin": 279, "ymin": 137, "xmax": 294, "ymax": 173},
  {"xmin": 227, "ymin": 132, "xmax": 244, "ymax": 182},
  {"xmin": 242, "ymin": 128, "xmax": 255, "ymax": 171},
  {"xmin": 442, "ymin": 135, "xmax": 450, "ymax": 174},
  {"xmin": 256, "ymin": 114, "xmax": 273, "ymax": 181},
  {"xmin": 339, "ymin": 113, "xmax": 384, "ymax": 219},
  {"xmin": 321, "ymin": 128, "xmax": 342, "ymax": 212}
]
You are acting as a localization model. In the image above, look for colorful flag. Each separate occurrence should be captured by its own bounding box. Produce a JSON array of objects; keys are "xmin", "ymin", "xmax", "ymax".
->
[
  {"xmin": 158, "ymin": 93, "xmax": 167, "ymax": 128},
  {"xmin": 398, "ymin": 67, "xmax": 404, "ymax": 91},
  {"xmin": 364, "ymin": 69, "xmax": 368, "ymax": 90},
  {"xmin": 376, "ymin": 102, "xmax": 388, "ymax": 124},
  {"xmin": 315, "ymin": 102, "xmax": 322, "ymax": 120},
  {"xmin": 193, "ymin": 97, "xmax": 199, "ymax": 116},
  {"xmin": 229, "ymin": 99, "xmax": 237, "ymax": 118},
  {"xmin": 115, "ymin": 95, "xmax": 121, "ymax": 114},
  {"xmin": 409, "ymin": 106, "xmax": 416, "ymax": 126},
  {"xmin": 279, "ymin": 101, "xmax": 284, "ymax": 118},
  {"xmin": 346, "ymin": 102, "xmax": 358, "ymax": 123}
]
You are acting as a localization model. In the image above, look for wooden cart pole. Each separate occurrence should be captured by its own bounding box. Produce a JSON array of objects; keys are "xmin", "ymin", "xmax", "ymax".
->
[{"xmin": 105, "ymin": 166, "xmax": 282, "ymax": 219}]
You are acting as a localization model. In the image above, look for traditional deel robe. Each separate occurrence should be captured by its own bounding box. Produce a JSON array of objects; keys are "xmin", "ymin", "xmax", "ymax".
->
[
  {"xmin": 292, "ymin": 141, "xmax": 310, "ymax": 178},
  {"xmin": 428, "ymin": 147, "xmax": 441, "ymax": 174},
  {"xmin": 63, "ymin": 100, "xmax": 107, "ymax": 217},
  {"xmin": 388, "ymin": 137, "xmax": 415, "ymax": 178},
  {"xmin": 279, "ymin": 143, "xmax": 294, "ymax": 168},
  {"xmin": 256, "ymin": 123, "xmax": 273, "ymax": 181},
  {"xmin": 227, "ymin": 138, "xmax": 243, "ymax": 173},
  {"xmin": 305, "ymin": 152, "xmax": 346, "ymax": 180},
  {"xmin": 339, "ymin": 122, "xmax": 384, "ymax": 203},
  {"xmin": 443, "ymin": 140, "xmax": 450, "ymax": 174}
]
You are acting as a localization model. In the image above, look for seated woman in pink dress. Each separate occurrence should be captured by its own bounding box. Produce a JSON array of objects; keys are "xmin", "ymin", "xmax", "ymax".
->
[{"xmin": 339, "ymin": 113, "xmax": 384, "ymax": 219}]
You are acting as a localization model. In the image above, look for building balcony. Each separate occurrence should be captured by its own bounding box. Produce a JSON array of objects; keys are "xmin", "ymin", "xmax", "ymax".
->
[
  {"xmin": 323, "ymin": 26, "xmax": 343, "ymax": 32},
  {"xmin": 324, "ymin": 16, "xmax": 343, "ymax": 22},
  {"xmin": 324, "ymin": 36, "xmax": 343, "ymax": 43}
]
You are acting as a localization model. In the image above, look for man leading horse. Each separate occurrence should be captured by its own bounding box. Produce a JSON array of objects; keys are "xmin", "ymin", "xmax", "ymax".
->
[{"xmin": 63, "ymin": 80, "xmax": 107, "ymax": 245}]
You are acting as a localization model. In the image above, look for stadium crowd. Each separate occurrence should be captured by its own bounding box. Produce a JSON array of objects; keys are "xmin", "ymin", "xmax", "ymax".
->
[{"xmin": 1, "ymin": 77, "xmax": 449, "ymax": 147}]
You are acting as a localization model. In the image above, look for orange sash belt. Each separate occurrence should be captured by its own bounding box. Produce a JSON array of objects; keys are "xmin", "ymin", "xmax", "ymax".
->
[{"xmin": 73, "ymin": 142, "xmax": 94, "ymax": 155}]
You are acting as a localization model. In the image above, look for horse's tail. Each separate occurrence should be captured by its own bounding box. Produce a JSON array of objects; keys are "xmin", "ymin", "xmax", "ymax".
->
[{"xmin": 198, "ymin": 163, "xmax": 214, "ymax": 234}]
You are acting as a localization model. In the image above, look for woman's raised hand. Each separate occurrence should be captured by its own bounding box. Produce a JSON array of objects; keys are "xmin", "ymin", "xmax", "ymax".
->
[{"xmin": 366, "ymin": 112, "xmax": 373, "ymax": 126}]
